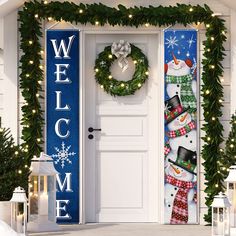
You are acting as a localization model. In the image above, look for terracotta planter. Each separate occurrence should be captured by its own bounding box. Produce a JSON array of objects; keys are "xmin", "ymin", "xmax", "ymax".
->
[{"xmin": 0, "ymin": 201, "xmax": 11, "ymax": 225}]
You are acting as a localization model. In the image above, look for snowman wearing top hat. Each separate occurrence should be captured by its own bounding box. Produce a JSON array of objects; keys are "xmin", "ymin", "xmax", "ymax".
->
[
  {"xmin": 165, "ymin": 146, "xmax": 197, "ymax": 224},
  {"xmin": 164, "ymin": 95, "xmax": 197, "ymax": 157},
  {"xmin": 165, "ymin": 53, "xmax": 197, "ymax": 117}
]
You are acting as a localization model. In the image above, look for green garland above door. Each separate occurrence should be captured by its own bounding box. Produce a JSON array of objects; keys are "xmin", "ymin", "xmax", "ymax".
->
[{"xmin": 18, "ymin": 0, "xmax": 227, "ymax": 223}]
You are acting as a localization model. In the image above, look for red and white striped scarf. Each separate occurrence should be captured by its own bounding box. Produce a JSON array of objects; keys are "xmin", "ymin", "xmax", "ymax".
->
[
  {"xmin": 167, "ymin": 121, "xmax": 196, "ymax": 138},
  {"xmin": 166, "ymin": 174, "xmax": 196, "ymax": 224}
]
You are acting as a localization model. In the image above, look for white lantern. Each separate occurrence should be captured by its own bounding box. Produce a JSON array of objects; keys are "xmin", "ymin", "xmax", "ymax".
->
[
  {"xmin": 27, "ymin": 152, "xmax": 59, "ymax": 232},
  {"xmin": 225, "ymin": 165, "xmax": 236, "ymax": 230},
  {"xmin": 10, "ymin": 186, "xmax": 27, "ymax": 235},
  {"xmin": 212, "ymin": 192, "xmax": 231, "ymax": 236}
]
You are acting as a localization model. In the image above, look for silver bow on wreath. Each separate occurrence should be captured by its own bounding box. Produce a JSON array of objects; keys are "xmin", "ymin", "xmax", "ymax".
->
[{"xmin": 111, "ymin": 40, "xmax": 131, "ymax": 72}]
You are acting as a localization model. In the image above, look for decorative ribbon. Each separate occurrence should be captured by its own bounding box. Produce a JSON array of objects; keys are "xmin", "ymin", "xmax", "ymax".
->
[{"xmin": 111, "ymin": 40, "xmax": 131, "ymax": 72}]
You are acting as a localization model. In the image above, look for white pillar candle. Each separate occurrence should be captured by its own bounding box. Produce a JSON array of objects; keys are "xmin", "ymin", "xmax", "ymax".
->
[
  {"xmin": 39, "ymin": 193, "xmax": 48, "ymax": 215},
  {"xmin": 16, "ymin": 214, "xmax": 23, "ymax": 233}
]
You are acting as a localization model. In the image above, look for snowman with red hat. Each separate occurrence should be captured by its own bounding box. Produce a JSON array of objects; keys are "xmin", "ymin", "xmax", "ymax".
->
[
  {"xmin": 165, "ymin": 53, "xmax": 197, "ymax": 118},
  {"xmin": 164, "ymin": 146, "xmax": 197, "ymax": 224}
]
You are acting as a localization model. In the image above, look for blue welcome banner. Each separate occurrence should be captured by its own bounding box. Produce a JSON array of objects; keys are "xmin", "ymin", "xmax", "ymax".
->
[{"xmin": 46, "ymin": 30, "xmax": 79, "ymax": 223}]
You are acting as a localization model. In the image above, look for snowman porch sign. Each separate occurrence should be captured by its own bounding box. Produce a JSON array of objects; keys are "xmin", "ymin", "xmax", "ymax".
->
[
  {"xmin": 165, "ymin": 53, "xmax": 197, "ymax": 118},
  {"xmin": 164, "ymin": 95, "xmax": 197, "ymax": 160},
  {"xmin": 165, "ymin": 146, "xmax": 197, "ymax": 224}
]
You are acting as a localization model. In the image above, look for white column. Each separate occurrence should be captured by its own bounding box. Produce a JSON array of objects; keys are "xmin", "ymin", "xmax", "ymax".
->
[
  {"xmin": 231, "ymin": 9, "xmax": 236, "ymax": 114},
  {"xmin": 3, "ymin": 10, "xmax": 18, "ymax": 141}
]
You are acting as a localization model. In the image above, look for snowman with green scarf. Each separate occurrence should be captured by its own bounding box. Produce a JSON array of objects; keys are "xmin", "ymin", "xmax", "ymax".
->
[{"xmin": 165, "ymin": 53, "xmax": 197, "ymax": 118}]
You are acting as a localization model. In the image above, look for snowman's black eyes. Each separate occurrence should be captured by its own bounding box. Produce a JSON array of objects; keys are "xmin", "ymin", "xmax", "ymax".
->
[{"xmin": 176, "ymin": 92, "xmax": 178, "ymax": 95}]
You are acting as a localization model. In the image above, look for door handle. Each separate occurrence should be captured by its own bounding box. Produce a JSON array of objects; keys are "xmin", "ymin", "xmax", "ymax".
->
[{"xmin": 88, "ymin": 127, "xmax": 102, "ymax": 132}]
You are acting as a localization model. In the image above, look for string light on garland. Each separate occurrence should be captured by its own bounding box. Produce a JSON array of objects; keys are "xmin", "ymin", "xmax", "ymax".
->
[
  {"xmin": 29, "ymin": 60, "xmax": 34, "ymax": 64},
  {"xmin": 18, "ymin": 1, "xmax": 227, "ymax": 224},
  {"xmin": 205, "ymin": 89, "xmax": 210, "ymax": 95},
  {"xmin": 34, "ymin": 14, "xmax": 38, "ymax": 18},
  {"xmin": 145, "ymin": 23, "xmax": 150, "ymax": 27},
  {"xmin": 128, "ymin": 14, "xmax": 133, "ymax": 18}
]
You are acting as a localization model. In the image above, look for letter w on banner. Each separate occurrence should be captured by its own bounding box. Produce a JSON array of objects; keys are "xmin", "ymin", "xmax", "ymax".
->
[
  {"xmin": 46, "ymin": 30, "xmax": 80, "ymax": 223},
  {"xmin": 164, "ymin": 29, "xmax": 198, "ymax": 224}
]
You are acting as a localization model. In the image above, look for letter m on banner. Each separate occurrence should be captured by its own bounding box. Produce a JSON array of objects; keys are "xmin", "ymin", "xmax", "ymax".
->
[{"xmin": 46, "ymin": 30, "xmax": 80, "ymax": 223}]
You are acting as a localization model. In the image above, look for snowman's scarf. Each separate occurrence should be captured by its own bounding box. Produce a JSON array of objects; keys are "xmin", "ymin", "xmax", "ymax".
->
[
  {"xmin": 166, "ymin": 174, "xmax": 196, "ymax": 224},
  {"xmin": 166, "ymin": 74, "xmax": 197, "ymax": 114},
  {"xmin": 164, "ymin": 141, "xmax": 171, "ymax": 157},
  {"xmin": 167, "ymin": 121, "xmax": 196, "ymax": 138}
]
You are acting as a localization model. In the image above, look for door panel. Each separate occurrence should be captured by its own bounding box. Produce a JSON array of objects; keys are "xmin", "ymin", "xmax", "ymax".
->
[{"xmin": 85, "ymin": 33, "xmax": 160, "ymax": 222}]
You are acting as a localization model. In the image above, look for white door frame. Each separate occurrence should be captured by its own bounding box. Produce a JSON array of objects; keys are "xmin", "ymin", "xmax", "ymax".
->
[{"xmin": 79, "ymin": 29, "xmax": 165, "ymax": 224}]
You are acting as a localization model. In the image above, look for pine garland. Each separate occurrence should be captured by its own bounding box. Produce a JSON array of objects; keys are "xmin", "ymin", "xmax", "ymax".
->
[{"xmin": 18, "ymin": 0, "xmax": 227, "ymax": 223}]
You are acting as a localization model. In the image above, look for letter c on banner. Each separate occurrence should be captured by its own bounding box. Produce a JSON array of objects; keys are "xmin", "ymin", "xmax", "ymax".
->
[{"xmin": 55, "ymin": 118, "xmax": 70, "ymax": 138}]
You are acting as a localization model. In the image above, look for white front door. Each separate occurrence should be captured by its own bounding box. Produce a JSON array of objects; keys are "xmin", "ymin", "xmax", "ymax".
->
[{"xmin": 84, "ymin": 32, "xmax": 161, "ymax": 223}]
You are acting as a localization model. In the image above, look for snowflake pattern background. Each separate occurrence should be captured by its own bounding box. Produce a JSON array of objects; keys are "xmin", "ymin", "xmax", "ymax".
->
[{"xmin": 51, "ymin": 142, "xmax": 76, "ymax": 168}]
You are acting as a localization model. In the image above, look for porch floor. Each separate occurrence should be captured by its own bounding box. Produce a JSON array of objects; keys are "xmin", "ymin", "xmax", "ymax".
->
[{"xmin": 28, "ymin": 223, "xmax": 211, "ymax": 236}]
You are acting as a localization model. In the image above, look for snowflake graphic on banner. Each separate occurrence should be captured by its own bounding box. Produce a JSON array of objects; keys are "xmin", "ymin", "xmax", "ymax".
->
[
  {"xmin": 165, "ymin": 36, "xmax": 178, "ymax": 49},
  {"xmin": 51, "ymin": 142, "xmax": 76, "ymax": 168}
]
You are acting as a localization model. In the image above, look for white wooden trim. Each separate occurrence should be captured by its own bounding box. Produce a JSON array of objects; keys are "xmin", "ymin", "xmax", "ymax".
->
[
  {"xmin": 3, "ymin": 10, "xmax": 18, "ymax": 141},
  {"xmin": 230, "ymin": 9, "xmax": 236, "ymax": 114},
  {"xmin": 0, "ymin": 18, "xmax": 3, "ymax": 50},
  {"xmin": 80, "ymin": 29, "xmax": 85, "ymax": 224},
  {"xmin": 159, "ymin": 30, "xmax": 165, "ymax": 224}
]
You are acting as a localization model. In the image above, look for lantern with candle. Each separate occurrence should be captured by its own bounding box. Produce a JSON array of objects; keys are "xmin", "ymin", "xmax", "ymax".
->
[
  {"xmin": 10, "ymin": 186, "xmax": 27, "ymax": 235},
  {"xmin": 212, "ymin": 192, "xmax": 231, "ymax": 236},
  {"xmin": 225, "ymin": 166, "xmax": 236, "ymax": 232},
  {"xmin": 27, "ymin": 152, "xmax": 59, "ymax": 232}
]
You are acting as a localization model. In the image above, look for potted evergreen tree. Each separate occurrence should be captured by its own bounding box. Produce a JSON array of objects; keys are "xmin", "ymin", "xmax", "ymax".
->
[{"xmin": 0, "ymin": 117, "xmax": 30, "ymax": 225}]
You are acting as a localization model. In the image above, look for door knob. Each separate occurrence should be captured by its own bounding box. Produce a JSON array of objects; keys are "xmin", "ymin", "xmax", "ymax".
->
[{"xmin": 88, "ymin": 127, "xmax": 102, "ymax": 132}]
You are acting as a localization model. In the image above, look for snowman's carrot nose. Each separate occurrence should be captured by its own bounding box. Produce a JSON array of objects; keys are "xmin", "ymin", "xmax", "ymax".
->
[
  {"xmin": 170, "ymin": 164, "xmax": 181, "ymax": 174},
  {"xmin": 172, "ymin": 53, "xmax": 179, "ymax": 65},
  {"xmin": 180, "ymin": 112, "xmax": 188, "ymax": 122}
]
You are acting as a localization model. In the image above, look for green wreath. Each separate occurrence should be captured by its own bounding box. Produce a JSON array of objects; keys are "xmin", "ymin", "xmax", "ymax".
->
[{"xmin": 94, "ymin": 44, "xmax": 149, "ymax": 96}]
